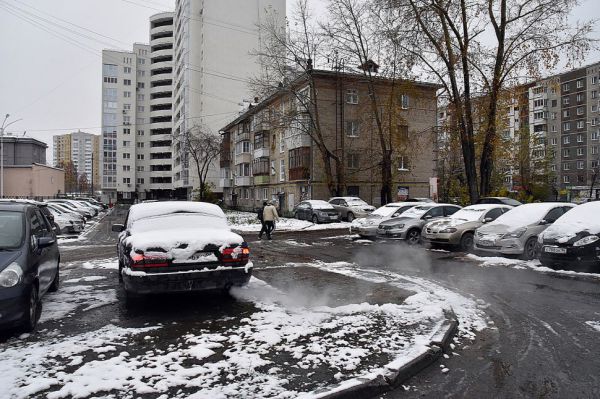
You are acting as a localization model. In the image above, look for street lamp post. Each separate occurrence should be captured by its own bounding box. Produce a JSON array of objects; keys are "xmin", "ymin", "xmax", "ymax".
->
[{"xmin": 1, "ymin": 114, "xmax": 23, "ymax": 198}]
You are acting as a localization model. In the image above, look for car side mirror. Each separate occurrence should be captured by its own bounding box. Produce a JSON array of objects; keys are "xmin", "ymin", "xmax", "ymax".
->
[
  {"xmin": 423, "ymin": 215, "xmax": 432, "ymax": 220},
  {"xmin": 112, "ymin": 224, "xmax": 125, "ymax": 232},
  {"xmin": 38, "ymin": 236, "xmax": 56, "ymax": 248},
  {"xmin": 483, "ymin": 217, "xmax": 493, "ymax": 223},
  {"xmin": 539, "ymin": 219, "xmax": 549, "ymax": 225}
]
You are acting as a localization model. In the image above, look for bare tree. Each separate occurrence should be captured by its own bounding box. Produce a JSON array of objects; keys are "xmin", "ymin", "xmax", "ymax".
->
[
  {"xmin": 181, "ymin": 125, "xmax": 221, "ymax": 202},
  {"xmin": 377, "ymin": 0, "xmax": 595, "ymax": 202},
  {"xmin": 250, "ymin": 0, "xmax": 345, "ymax": 197}
]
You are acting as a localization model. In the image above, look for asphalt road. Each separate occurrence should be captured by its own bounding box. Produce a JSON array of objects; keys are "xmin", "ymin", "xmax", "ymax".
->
[{"xmin": 46, "ymin": 212, "xmax": 600, "ymax": 398}]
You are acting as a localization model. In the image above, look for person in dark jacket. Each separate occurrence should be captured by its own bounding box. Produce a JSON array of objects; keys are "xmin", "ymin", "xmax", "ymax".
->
[{"xmin": 258, "ymin": 201, "xmax": 268, "ymax": 239}]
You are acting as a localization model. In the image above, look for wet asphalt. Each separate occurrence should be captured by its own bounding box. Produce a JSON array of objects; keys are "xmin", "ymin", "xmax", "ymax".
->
[{"xmin": 20, "ymin": 211, "xmax": 600, "ymax": 398}]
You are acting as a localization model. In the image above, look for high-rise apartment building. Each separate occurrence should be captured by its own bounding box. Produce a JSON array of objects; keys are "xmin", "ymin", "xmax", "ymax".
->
[
  {"xmin": 101, "ymin": 2, "xmax": 285, "ymax": 202},
  {"xmin": 53, "ymin": 130, "xmax": 100, "ymax": 189}
]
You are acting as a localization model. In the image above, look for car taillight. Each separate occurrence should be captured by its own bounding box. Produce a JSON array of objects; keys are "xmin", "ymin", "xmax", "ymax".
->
[
  {"xmin": 220, "ymin": 243, "xmax": 250, "ymax": 265},
  {"xmin": 131, "ymin": 253, "xmax": 169, "ymax": 268}
]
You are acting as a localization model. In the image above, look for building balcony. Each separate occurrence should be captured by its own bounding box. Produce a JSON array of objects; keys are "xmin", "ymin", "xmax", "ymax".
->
[
  {"xmin": 149, "ymin": 60, "xmax": 173, "ymax": 71},
  {"xmin": 151, "ymin": 84, "xmax": 173, "ymax": 95},
  {"xmin": 235, "ymin": 176, "xmax": 252, "ymax": 186},
  {"xmin": 220, "ymin": 157, "xmax": 232, "ymax": 168},
  {"xmin": 150, "ymin": 24, "xmax": 173, "ymax": 37},
  {"xmin": 151, "ymin": 48, "xmax": 173, "ymax": 59},
  {"xmin": 219, "ymin": 178, "xmax": 232, "ymax": 188},
  {"xmin": 252, "ymin": 121, "xmax": 270, "ymax": 133},
  {"xmin": 286, "ymin": 133, "xmax": 312, "ymax": 150},
  {"xmin": 150, "ymin": 96, "xmax": 172, "ymax": 107},
  {"xmin": 149, "ymin": 121, "xmax": 171, "ymax": 130},
  {"xmin": 150, "ymin": 35, "xmax": 172, "ymax": 47},
  {"xmin": 289, "ymin": 167, "xmax": 310, "ymax": 181},
  {"xmin": 150, "ymin": 72, "xmax": 172, "ymax": 82},
  {"xmin": 234, "ymin": 153, "xmax": 252, "ymax": 164},
  {"xmin": 253, "ymin": 175, "xmax": 270, "ymax": 185},
  {"xmin": 150, "ymin": 108, "xmax": 172, "ymax": 119},
  {"xmin": 235, "ymin": 132, "xmax": 250, "ymax": 142},
  {"xmin": 253, "ymin": 147, "xmax": 270, "ymax": 158}
]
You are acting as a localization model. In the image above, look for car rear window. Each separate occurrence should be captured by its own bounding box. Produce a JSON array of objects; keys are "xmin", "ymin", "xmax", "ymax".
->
[
  {"xmin": 130, "ymin": 212, "xmax": 228, "ymax": 233},
  {"xmin": 0, "ymin": 211, "xmax": 25, "ymax": 249}
]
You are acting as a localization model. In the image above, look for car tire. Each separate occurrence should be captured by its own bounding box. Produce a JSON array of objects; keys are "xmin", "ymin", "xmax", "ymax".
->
[
  {"xmin": 406, "ymin": 229, "xmax": 421, "ymax": 245},
  {"xmin": 522, "ymin": 237, "xmax": 538, "ymax": 260},
  {"xmin": 49, "ymin": 264, "xmax": 59, "ymax": 293},
  {"xmin": 21, "ymin": 284, "xmax": 40, "ymax": 333},
  {"xmin": 460, "ymin": 232, "xmax": 475, "ymax": 252},
  {"xmin": 347, "ymin": 212, "xmax": 355, "ymax": 222},
  {"xmin": 312, "ymin": 215, "xmax": 319, "ymax": 224}
]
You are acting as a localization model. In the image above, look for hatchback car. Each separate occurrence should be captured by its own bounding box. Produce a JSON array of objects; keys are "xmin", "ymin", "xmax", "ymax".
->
[
  {"xmin": 0, "ymin": 203, "xmax": 60, "ymax": 332},
  {"xmin": 377, "ymin": 204, "xmax": 462, "ymax": 244},
  {"xmin": 538, "ymin": 201, "xmax": 600, "ymax": 270},
  {"xmin": 293, "ymin": 200, "xmax": 341, "ymax": 223},
  {"xmin": 474, "ymin": 202, "xmax": 574, "ymax": 260},
  {"xmin": 422, "ymin": 204, "xmax": 512, "ymax": 251},
  {"xmin": 350, "ymin": 202, "xmax": 423, "ymax": 237},
  {"xmin": 112, "ymin": 201, "xmax": 252, "ymax": 299},
  {"xmin": 328, "ymin": 197, "xmax": 375, "ymax": 222}
]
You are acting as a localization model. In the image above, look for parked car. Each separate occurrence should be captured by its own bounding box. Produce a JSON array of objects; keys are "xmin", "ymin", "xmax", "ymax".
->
[
  {"xmin": 76, "ymin": 197, "xmax": 107, "ymax": 210},
  {"xmin": 421, "ymin": 204, "xmax": 512, "ymax": 251},
  {"xmin": 328, "ymin": 197, "xmax": 375, "ymax": 222},
  {"xmin": 474, "ymin": 202, "xmax": 574, "ymax": 260},
  {"xmin": 47, "ymin": 200, "xmax": 93, "ymax": 219},
  {"xmin": 538, "ymin": 201, "xmax": 600, "ymax": 270},
  {"xmin": 293, "ymin": 200, "xmax": 341, "ymax": 224},
  {"xmin": 476, "ymin": 197, "xmax": 522, "ymax": 206},
  {"xmin": 46, "ymin": 203, "xmax": 87, "ymax": 224},
  {"xmin": 47, "ymin": 207, "xmax": 84, "ymax": 235},
  {"xmin": 112, "ymin": 201, "xmax": 252, "ymax": 299},
  {"xmin": 0, "ymin": 202, "xmax": 60, "ymax": 332},
  {"xmin": 406, "ymin": 198, "xmax": 435, "ymax": 203},
  {"xmin": 377, "ymin": 203, "xmax": 462, "ymax": 244},
  {"xmin": 350, "ymin": 202, "xmax": 423, "ymax": 238},
  {"xmin": 0, "ymin": 199, "xmax": 61, "ymax": 235}
]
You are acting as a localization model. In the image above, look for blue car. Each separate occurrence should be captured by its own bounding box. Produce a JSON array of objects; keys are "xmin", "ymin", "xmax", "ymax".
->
[{"xmin": 0, "ymin": 202, "xmax": 60, "ymax": 332}]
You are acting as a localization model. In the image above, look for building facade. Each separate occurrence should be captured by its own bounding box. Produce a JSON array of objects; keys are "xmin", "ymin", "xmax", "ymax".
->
[
  {"xmin": 3, "ymin": 164, "xmax": 65, "ymax": 199},
  {"xmin": 53, "ymin": 131, "xmax": 100, "ymax": 190},
  {"xmin": 219, "ymin": 70, "xmax": 440, "ymax": 214},
  {"xmin": 1, "ymin": 136, "xmax": 47, "ymax": 166}
]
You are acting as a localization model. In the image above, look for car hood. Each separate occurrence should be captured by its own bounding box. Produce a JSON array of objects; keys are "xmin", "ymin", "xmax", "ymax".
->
[
  {"xmin": 0, "ymin": 251, "xmax": 21, "ymax": 270},
  {"xmin": 426, "ymin": 217, "xmax": 479, "ymax": 230},
  {"xmin": 350, "ymin": 205, "xmax": 375, "ymax": 212},
  {"xmin": 477, "ymin": 223, "xmax": 524, "ymax": 235},
  {"xmin": 352, "ymin": 214, "xmax": 384, "ymax": 227},
  {"xmin": 125, "ymin": 228, "xmax": 244, "ymax": 260},
  {"xmin": 379, "ymin": 216, "xmax": 415, "ymax": 226},
  {"xmin": 543, "ymin": 230, "xmax": 599, "ymax": 245}
]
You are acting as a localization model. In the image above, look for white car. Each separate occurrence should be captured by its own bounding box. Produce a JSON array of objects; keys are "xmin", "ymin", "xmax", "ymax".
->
[
  {"xmin": 48, "ymin": 207, "xmax": 84, "ymax": 234},
  {"xmin": 350, "ymin": 202, "xmax": 424, "ymax": 237}
]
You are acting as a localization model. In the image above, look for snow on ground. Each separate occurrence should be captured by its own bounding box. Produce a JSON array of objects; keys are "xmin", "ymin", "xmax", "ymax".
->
[
  {"xmin": 63, "ymin": 276, "xmax": 106, "ymax": 284},
  {"xmin": 40, "ymin": 284, "xmax": 117, "ymax": 323},
  {"xmin": 585, "ymin": 321, "xmax": 600, "ymax": 332},
  {"xmin": 226, "ymin": 211, "xmax": 350, "ymax": 232}
]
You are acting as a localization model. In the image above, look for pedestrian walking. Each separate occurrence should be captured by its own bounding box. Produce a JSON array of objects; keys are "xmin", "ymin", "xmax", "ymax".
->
[
  {"xmin": 262, "ymin": 201, "xmax": 279, "ymax": 240},
  {"xmin": 257, "ymin": 201, "xmax": 268, "ymax": 239}
]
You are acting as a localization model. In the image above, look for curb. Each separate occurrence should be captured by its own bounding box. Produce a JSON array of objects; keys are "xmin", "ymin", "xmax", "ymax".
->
[{"xmin": 310, "ymin": 314, "xmax": 459, "ymax": 399}]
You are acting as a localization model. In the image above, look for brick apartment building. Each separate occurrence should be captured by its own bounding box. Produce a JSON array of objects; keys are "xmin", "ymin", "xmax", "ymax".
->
[{"xmin": 219, "ymin": 69, "xmax": 440, "ymax": 214}]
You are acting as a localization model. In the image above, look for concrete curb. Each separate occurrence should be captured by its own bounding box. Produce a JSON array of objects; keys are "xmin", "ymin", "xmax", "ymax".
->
[{"xmin": 310, "ymin": 314, "xmax": 459, "ymax": 399}]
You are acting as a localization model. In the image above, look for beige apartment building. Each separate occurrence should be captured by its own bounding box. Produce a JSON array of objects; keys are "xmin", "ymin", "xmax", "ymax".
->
[
  {"xmin": 220, "ymin": 69, "xmax": 440, "ymax": 214},
  {"xmin": 53, "ymin": 130, "xmax": 100, "ymax": 190}
]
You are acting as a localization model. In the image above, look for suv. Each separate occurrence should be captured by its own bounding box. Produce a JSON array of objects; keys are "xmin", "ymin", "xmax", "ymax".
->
[
  {"xmin": 377, "ymin": 204, "xmax": 462, "ymax": 244},
  {"xmin": 0, "ymin": 203, "xmax": 60, "ymax": 332},
  {"xmin": 328, "ymin": 197, "xmax": 375, "ymax": 222}
]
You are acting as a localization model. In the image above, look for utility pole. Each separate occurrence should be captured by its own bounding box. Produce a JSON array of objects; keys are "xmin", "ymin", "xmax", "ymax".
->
[
  {"xmin": 90, "ymin": 152, "xmax": 94, "ymax": 197},
  {"xmin": 0, "ymin": 114, "xmax": 23, "ymax": 198}
]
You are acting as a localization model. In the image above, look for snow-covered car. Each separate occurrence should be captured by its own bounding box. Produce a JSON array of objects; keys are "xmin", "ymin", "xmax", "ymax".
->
[
  {"xmin": 46, "ymin": 200, "xmax": 93, "ymax": 220},
  {"xmin": 350, "ymin": 202, "xmax": 423, "ymax": 237},
  {"xmin": 377, "ymin": 204, "xmax": 462, "ymax": 244},
  {"xmin": 538, "ymin": 201, "xmax": 600, "ymax": 270},
  {"xmin": 328, "ymin": 197, "xmax": 375, "ymax": 222},
  {"xmin": 47, "ymin": 207, "xmax": 84, "ymax": 235},
  {"xmin": 421, "ymin": 204, "xmax": 512, "ymax": 251},
  {"xmin": 474, "ymin": 202, "xmax": 575, "ymax": 260},
  {"xmin": 46, "ymin": 203, "xmax": 86, "ymax": 225},
  {"xmin": 0, "ymin": 202, "xmax": 60, "ymax": 332},
  {"xmin": 476, "ymin": 197, "xmax": 522, "ymax": 206},
  {"xmin": 112, "ymin": 201, "xmax": 252, "ymax": 299},
  {"xmin": 293, "ymin": 200, "xmax": 341, "ymax": 224}
]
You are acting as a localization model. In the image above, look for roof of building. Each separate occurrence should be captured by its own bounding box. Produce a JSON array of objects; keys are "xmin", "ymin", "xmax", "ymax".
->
[
  {"xmin": 0, "ymin": 136, "xmax": 48, "ymax": 148},
  {"xmin": 4, "ymin": 163, "xmax": 65, "ymax": 171},
  {"xmin": 220, "ymin": 69, "xmax": 442, "ymax": 132}
]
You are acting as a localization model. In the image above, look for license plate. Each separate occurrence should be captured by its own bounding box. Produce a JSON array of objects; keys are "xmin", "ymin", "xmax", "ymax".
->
[
  {"xmin": 479, "ymin": 240, "xmax": 494, "ymax": 247},
  {"xmin": 330, "ymin": 216, "xmax": 337, "ymax": 219},
  {"xmin": 544, "ymin": 246, "xmax": 566, "ymax": 254}
]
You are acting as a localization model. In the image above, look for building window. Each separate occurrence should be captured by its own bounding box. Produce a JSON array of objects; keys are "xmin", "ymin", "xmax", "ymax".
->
[
  {"xmin": 576, "ymin": 79, "xmax": 584, "ymax": 89},
  {"xmin": 398, "ymin": 156, "xmax": 409, "ymax": 171},
  {"xmin": 263, "ymin": 188, "xmax": 268, "ymax": 200},
  {"xmin": 347, "ymin": 153, "xmax": 359, "ymax": 169},
  {"xmin": 550, "ymin": 112, "xmax": 556, "ymax": 120},
  {"xmin": 123, "ymin": 128, "xmax": 130, "ymax": 135},
  {"xmin": 551, "ymin": 99, "xmax": 557, "ymax": 107},
  {"xmin": 592, "ymin": 76, "xmax": 598, "ymax": 85},
  {"xmin": 137, "ymin": 154, "xmax": 145, "ymax": 160},
  {"xmin": 563, "ymin": 136, "xmax": 570, "ymax": 144},
  {"xmin": 563, "ymin": 149, "xmax": 570, "ymax": 158},
  {"xmin": 122, "ymin": 165, "xmax": 130, "ymax": 171},
  {"xmin": 577, "ymin": 160, "xmax": 584, "ymax": 169},
  {"xmin": 123, "ymin": 140, "xmax": 131, "ymax": 147},
  {"xmin": 137, "ymin": 106, "xmax": 144, "ymax": 112},
  {"xmin": 137, "ymin": 82, "xmax": 145, "ymax": 89},
  {"xmin": 562, "ymin": 83, "xmax": 570, "ymax": 92},
  {"xmin": 551, "ymin": 137, "xmax": 557, "ymax": 145},
  {"xmin": 577, "ymin": 120, "xmax": 585, "ymax": 129},
  {"xmin": 346, "ymin": 89, "xmax": 358, "ymax": 104},
  {"xmin": 592, "ymin": 90, "xmax": 598, "ymax": 99},
  {"xmin": 592, "ymin": 146, "xmax": 599, "ymax": 155},
  {"xmin": 280, "ymin": 159, "xmax": 285, "ymax": 182},
  {"xmin": 271, "ymin": 160, "xmax": 276, "ymax": 176},
  {"xmin": 137, "ymin": 70, "xmax": 145, "ymax": 77},
  {"xmin": 592, "ymin": 160, "xmax": 599, "ymax": 168},
  {"xmin": 577, "ymin": 134, "xmax": 583, "ymax": 143},
  {"xmin": 345, "ymin": 120, "xmax": 360, "ymax": 137},
  {"xmin": 563, "ymin": 175, "xmax": 570, "ymax": 183},
  {"xmin": 563, "ymin": 97, "xmax": 570, "ymax": 105},
  {"xmin": 592, "ymin": 131, "xmax": 599, "ymax": 140},
  {"xmin": 576, "ymin": 93, "xmax": 583, "ymax": 102},
  {"xmin": 124, "ymin": 91, "xmax": 131, "ymax": 98},
  {"xmin": 123, "ymin": 79, "xmax": 131, "ymax": 86},
  {"xmin": 592, "ymin": 105, "xmax": 598, "ymax": 113},
  {"xmin": 137, "ymin": 178, "xmax": 144, "ymax": 184},
  {"xmin": 138, "ymin": 58, "xmax": 145, "ymax": 65},
  {"xmin": 577, "ymin": 147, "xmax": 584, "ymax": 156},
  {"xmin": 123, "ymin": 153, "xmax": 130, "ymax": 159},
  {"xmin": 279, "ymin": 134, "xmax": 285, "ymax": 153},
  {"xmin": 563, "ymin": 110, "xmax": 570, "ymax": 118},
  {"xmin": 563, "ymin": 122, "xmax": 571, "ymax": 131},
  {"xmin": 137, "ymin": 94, "xmax": 145, "ymax": 101},
  {"xmin": 136, "ymin": 166, "xmax": 144, "ymax": 172},
  {"xmin": 137, "ymin": 142, "xmax": 144, "ymax": 148},
  {"xmin": 124, "ymin": 66, "xmax": 131, "ymax": 74},
  {"xmin": 103, "ymin": 77, "xmax": 117, "ymax": 83},
  {"xmin": 577, "ymin": 106, "xmax": 584, "ymax": 115},
  {"xmin": 400, "ymin": 94, "xmax": 410, "ymax": 109},
  {"xmin": 551, "ymin": 164, "xmax": 557, "ymax": 171}
]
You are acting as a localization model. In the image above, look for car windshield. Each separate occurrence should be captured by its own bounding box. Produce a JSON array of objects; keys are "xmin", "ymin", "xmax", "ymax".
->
[
  {"xmin": 0, "ymin": 211, "xmax": 24, "ymax": 249},
  {"xmin": 400, "ymin": 205, "xmax": 434, "ymax": 218},
  {"xmin": 346, "ymin": 198, "xmax": 368, "ymax": 206},
  {"xmin": 490, "ymin": 203, "xmax": 565, "ymax": 227},
  {"xmin": 309, "ymin": 201, "xmax": 335, "ymax": 210},
  {"xmin": 450, "ymin": 207, "xmax": 486, "ymax": 222},
  {"xmin": 130, "ymin": 212, "xmax": 228, "ymax": 233},
  {"xmin": 372, "ymin": 205, "xmax": 401, "ymax": 217}
]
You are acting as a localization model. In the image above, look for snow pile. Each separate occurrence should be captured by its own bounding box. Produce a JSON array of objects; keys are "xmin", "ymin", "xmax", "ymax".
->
[
  {"xmin": 542, "ymin": 202, "xmax": 600, "ymax": 243},
  {"xmin": 226, "ymin": 211, "xmax": 350, "ymax": 232},
  {"xmin": 585, "ymin": 321, "xmax": 600, "ymax": 332},
  {"xmin": 465, "ymin": 254, "xmax": 600, "ymax": 278}
]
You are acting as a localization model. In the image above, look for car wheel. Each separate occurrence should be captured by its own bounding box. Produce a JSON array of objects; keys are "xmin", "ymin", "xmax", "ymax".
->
[
  {"xmin": 406, "ymin": 229, "xmax": 421, "ymax": 245},
  {"xmin": 312, "ymin": 215, "xmax": 319, "ymax": 224},
  {"xmin": 49, "ymin": 265, "xmax": 59, "ymax": 292},
  {"xmin": 21, "ymin": 284, "xmax": 40, "ymax": 333},
  {"xmin": 522, "ymin": 237, "xmax": 538, "ymax": 260},
  {"xmin": 460, "ymin": 232, "xmax": 475, "ymax": 252},
  {"xmin": 347, "ymin": 212, "xmax": 355, "ymax": 222}
]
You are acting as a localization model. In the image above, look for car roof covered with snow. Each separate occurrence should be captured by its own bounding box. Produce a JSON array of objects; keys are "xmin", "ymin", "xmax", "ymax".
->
[
  {"xmin": 127, "ymin": 201, "xmax": 225, "ymax": 225},
  {"xmin": 461, "ymin": 203, "xmax": 510, "ymax": 211}
]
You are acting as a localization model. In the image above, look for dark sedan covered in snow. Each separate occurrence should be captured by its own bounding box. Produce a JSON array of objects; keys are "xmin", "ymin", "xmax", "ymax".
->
[
  {"xmin": 538, "ymin": 201, "xmax": 600, "ymax": 270},
  {"xmin": 112, "ymin": 201, "xmax": 252, "ymax": 299}
]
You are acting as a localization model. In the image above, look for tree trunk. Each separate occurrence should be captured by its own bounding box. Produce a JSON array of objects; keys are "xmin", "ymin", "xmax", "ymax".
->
[{"xmin": 380, "ymin": 153, "xmax": 393, "ymax": 205}]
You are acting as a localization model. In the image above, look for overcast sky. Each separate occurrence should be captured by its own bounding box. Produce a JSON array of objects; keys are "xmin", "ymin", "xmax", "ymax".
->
[{"xmin": 0, "ymin": 0, "xmax": 598, "ymax": 161}]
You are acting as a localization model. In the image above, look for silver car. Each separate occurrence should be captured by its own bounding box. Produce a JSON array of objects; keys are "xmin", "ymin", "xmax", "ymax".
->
[
  {"xmin": 474, "ymin": 202, "xmax": 575, "ymax": 260},
  {"xmin": 421, "ymin": 204, "xmax": 512, "ymax": 251},
  {"xmin": 328, "ymin": 197, "xmax": 375, "ymax": 222},
  {"xmin": 377, "ymin": 204, "xmax": 462, "ymax": 244},
  {"xmin": 350, "ymin": 202, "xmax": 423, "ymax": 237}
]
